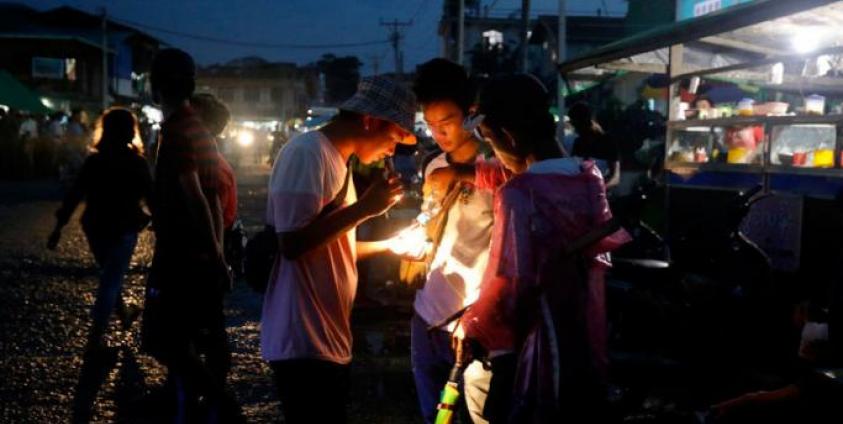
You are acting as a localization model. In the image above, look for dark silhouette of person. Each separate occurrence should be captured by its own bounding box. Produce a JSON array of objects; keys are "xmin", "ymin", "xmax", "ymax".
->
[
  {"xmin": 47, "ymin": 107, "xmax": 152, "ymax": 422},
  {"xmin": 49, "ymin": 107, "xmax": 151, "ymax": 347},
  {"xmin": 142, "ymin": 48, "xmax": 243, "ymax": 423},
  {"xmin": 568, "ymin": 102, "xmax": 621, "ymax": 188}
]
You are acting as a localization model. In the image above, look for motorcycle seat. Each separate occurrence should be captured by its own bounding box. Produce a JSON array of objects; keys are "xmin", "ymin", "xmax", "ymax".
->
[{"xmin": 613, "ymin": 257, "xmax": 671, "ymax": 270}]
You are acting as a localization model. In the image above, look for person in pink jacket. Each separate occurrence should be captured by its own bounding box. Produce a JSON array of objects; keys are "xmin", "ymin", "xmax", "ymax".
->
[{"xmin": 454, "ymin": 74, "xmax": 630, "ymax": 423}]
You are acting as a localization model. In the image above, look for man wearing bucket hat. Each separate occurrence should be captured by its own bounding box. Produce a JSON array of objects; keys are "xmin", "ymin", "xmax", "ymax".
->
[{"xmin": 261, "ymin": 76, "xmax": 416, "ymax": 423}]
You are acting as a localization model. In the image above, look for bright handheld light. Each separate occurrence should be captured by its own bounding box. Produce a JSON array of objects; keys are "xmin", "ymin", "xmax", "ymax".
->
[{"xmin": 387, "ymin": 223, "xmax": 430, "ymax": 258}]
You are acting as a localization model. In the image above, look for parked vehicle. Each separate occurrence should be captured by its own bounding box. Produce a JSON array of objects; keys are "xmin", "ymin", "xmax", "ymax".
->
[{"xmin": 609, "ymin": 183, "xmax": 776, "ymax": 359}]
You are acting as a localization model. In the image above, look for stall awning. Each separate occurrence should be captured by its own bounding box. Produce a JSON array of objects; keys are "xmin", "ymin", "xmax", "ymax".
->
[
  {"xmin": 557, "ymin": 0, "xmax": 837, "ymax": 74},
  {"xmin": 0, "ymin": 70, "xmax": 52, "ymax": 114}
]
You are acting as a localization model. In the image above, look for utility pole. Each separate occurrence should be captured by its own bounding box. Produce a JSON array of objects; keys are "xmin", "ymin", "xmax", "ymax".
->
[
  {"xmin": 380, "ymin": 19, "xmax": 412, "ymax": 76},
  {"xmin": 519, "ymin": 0, "xmax": 531, "ymax": 73},
  {"xmin": 101, "ymin": 7, "xmax": 108, "ymax": 110},
  {"xmin": 557, "ymin": 0, "xmax": 566, "ymax": 141},
  {"xmin": 368, "ymin": 55, "xmax": 381, "ymax": 75},
  {"xmin": 457, "ymin": 0, "xmax": 465, "ymax": 65}
]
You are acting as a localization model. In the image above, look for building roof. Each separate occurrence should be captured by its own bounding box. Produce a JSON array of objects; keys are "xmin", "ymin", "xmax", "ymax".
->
[
  {"xmin": 557, "ymin": 0, "xmax": 835, "ymax": 74},
  {"xmin": 198, "ymin": 56, "xmax": 309, "ymax": 79},
  {"xmin": 0, "ymin": 2, "xmax": 163, "ymax": 51}
]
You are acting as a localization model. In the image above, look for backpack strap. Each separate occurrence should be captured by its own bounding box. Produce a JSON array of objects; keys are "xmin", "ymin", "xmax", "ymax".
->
[{"xmin": 318, "ymin": 161, "xmax": 352, "ymax": 219}]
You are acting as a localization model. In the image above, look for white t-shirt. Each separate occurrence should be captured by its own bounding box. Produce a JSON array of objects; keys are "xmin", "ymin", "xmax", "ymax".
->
[
  {"xmin": 413, "ymin": 153, "xmax": 494, "ymax": 329},
  {"xmin": 261, "ymin": 130, "xmax": 358, "ymax": 364},
  {"xmin": 19, "ymin": 119, "xmax": 38, "ymax": 139}
]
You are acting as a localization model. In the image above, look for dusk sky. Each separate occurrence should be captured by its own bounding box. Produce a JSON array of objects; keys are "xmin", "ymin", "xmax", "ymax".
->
[{"xmin": 23, "ymin": 0, "xmax": 627, "ymax": 74}]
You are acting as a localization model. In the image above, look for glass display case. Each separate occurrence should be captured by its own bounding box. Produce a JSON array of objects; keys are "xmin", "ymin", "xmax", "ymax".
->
[
  {"xmin": 769, "ymin": 124, "xmax": 838, "ymax": 169},
  {"xmin": 668, "ymin": 123, "xmax": 771, "ymax": 167},
  {"xmin": 556, "ymin": 0, "xmax": 843, "ymax": 273},
  {"xmin": 668, "ymin": 116, "xmax": 843, "ymax": 176},
  {"xmin": 667, "ymin": 126, "xmax": 720, "ymax": 165}
]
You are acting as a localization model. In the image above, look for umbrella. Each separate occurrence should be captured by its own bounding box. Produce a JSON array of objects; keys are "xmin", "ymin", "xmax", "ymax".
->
[{"xmin": 0, "ymin": 70, "xmax": 52, "ymax": 114}]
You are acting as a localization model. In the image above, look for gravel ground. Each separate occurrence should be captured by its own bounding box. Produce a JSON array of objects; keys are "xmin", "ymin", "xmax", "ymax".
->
[{"xmin": 0, "ymin": 166, "xmax": 425, "ymax": 424}]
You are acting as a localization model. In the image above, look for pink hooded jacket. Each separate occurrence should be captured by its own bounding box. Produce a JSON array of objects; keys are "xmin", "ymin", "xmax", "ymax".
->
[{"xmin": 463, "ymin": 158, "xmax": 630, "ymax": 420}]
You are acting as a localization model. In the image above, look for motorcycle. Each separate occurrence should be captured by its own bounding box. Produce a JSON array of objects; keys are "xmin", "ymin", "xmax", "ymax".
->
[
  {"xmin": 606, "ymin": 183, "xmax": 786, "ymax": 421},
  {"xmin": 607, "ymin": 182, "xmax": 771, "ymax": 361}
]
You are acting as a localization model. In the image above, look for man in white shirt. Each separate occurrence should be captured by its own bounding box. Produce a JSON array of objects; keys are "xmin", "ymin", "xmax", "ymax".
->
[{"xmin": 261, "ymin": 76, "xmax": 416, "ymax": 423}]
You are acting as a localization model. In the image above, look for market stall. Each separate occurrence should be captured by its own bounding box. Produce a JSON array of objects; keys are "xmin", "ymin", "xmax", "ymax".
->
[{"xmin": 558, "ymin": 0, "xmax": 843, "ymax": 273}]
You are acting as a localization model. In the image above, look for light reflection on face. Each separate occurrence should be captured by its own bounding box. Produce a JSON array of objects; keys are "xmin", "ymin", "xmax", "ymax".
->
[
  {"xmin": 423, "ymin": 100, "xmax": 472, "ymax": 153},
  {"xmin": 357, "ymin": 118, "xmax": 408, "ymax": 164}
]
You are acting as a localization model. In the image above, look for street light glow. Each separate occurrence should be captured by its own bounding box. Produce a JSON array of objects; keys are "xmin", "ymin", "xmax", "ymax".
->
[
  {"xmin": 791, "ymin": 31, "xmax": 823, "ymax": 54},
  {"xmin": 237, "ymin": 130, "xmax": 254, "ymax": 147}
]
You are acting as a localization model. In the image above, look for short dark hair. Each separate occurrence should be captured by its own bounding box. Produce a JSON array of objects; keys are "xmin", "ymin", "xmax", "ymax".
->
[
  {"xmin": 191, "ymin": 93, "xmax": 230, "ymax": 136},
  {"xmin": 567, "ymin": 102, "xmax": 592, "ymax": 124},
  {"xmin": 94, "ymin": 107, "xmax": 142, "ymax": 155},
  {"xmin": 477, "ymin": 74, "xmax": 556, "ymax": 158},
  {"xmin": 151, "ymin": 48, "xmax": 196, "ymax": 102},
  {"xmin": 413, "ymin": 59, "xmax": 473, "ymax": 114}
]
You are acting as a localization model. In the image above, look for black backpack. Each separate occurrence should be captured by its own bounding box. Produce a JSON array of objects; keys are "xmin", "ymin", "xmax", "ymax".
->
[{"xmin": 243, "ymin": 224, "xmax": 277, "ymax": 293}]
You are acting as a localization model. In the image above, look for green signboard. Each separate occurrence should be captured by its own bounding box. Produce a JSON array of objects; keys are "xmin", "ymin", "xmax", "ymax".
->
[{"xmin": 676, "ymin": 0, "xmax": 757, "ymax": 21}]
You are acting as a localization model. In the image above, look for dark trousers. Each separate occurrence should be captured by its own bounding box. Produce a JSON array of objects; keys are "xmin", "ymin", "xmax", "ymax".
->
[
  {"xmin": 270, "ymin": 358, "xmax": 350, "ymax": 424},
  {"xmin": 86, "ymin": 231, "xmax": 138, "ymax": 344},
  {"xmin": 142, "ymin": 257, "xmax": 236, "ymax": 421}
]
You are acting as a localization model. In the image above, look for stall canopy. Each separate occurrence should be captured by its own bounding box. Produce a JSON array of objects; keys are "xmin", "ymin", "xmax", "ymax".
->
[
  {"xmin": 558, "ymin": 0, "xmax": 843, "ymax": 93},
  {"xmin": 0, "ymin": 70, "xmax": 52, "ymax": 114}
]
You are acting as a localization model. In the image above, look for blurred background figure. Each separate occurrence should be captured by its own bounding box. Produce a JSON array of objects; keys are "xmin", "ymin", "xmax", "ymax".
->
[
  {"xmin": 567, "ymin": 102, "xmax": 621, "ymax": 189},
  {"xmin": 59, "ymin": 108, "xmax": 91, "ymax": 187},
  {"xmin": 268, "ymin": 123, "xmax": 287, "ymax": 165}
]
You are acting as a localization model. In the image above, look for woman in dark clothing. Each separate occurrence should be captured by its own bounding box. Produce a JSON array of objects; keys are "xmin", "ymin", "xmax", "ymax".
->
[
  {"xmin": 567, "ymin": 102, "xmax": 621, "ymax": 188},
  {"xmin": 48, "ymin": 107, "xmax": 153, "ymax": 349}
]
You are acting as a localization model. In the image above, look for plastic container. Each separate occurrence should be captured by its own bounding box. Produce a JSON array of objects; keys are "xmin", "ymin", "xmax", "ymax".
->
[
  {"xmin": 754, "ymin": 102, "xmax": 789, "ymax": 116},
  {"xmin": 815, "ymin": 149, "xmax": 835, "ymax": 168},
  {"xmin": 805, "ymin": 95, "xmax": 826, "ymax": 115},
  {"xmin": 678, "ymin": 102, "xmax": 689, "ymax": 120},
  {"xmin": 727, "ymin": 147, "xmax": 751, "ymax": 164},
  {"xmin": 737, "ymin": 98, "xmax": 755, "ymax": 116},
  {"xmin": 694, "ymin": 147, "xmax": 709, "ymax": 163}
]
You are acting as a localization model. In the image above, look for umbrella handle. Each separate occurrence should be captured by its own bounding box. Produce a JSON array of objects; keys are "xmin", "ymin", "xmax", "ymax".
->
[{"xmin": 434, "ymin": 383, "xmax": 461, "ymax": 424}]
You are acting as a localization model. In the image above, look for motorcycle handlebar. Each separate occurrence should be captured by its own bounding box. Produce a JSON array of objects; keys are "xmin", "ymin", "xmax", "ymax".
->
[
  {"xmin": 726, "ymin": 185, "xmax": 767, "ymax": 230},
  {"xmin": 739, "ymin": 185, "xmax": 764, "ymax": 202},
  {"xmin": 746, "ymin": 192, "xmax": 773, "ymax": 207}
]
